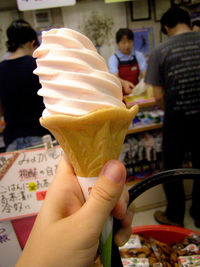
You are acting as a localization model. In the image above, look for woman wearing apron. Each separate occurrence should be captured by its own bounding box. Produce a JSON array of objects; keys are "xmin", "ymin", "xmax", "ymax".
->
[{"xmin": 109, "ymin": 28, "xmax": 147, "ymax": 99}]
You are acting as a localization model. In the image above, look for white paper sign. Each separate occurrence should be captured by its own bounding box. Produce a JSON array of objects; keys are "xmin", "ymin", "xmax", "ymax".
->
[
  {"xmin": 0, "ymin": 221, "xmax": 22, "ymax": 267},
  {"xmin": 17, "ymin": 0, "xmax": 76, "ymax": 11},
  {"xmin": 0, "ymin": 146, "xmax": 62, "ymax": 221}
]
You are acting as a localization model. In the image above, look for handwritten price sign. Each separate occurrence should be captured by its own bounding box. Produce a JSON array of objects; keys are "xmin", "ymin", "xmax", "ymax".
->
[{"xmin": 0, "ymin": 146, "xmax": 62, "ymax": 221}]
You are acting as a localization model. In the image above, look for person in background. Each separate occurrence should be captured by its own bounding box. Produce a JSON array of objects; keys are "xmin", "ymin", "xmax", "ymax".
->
[
  {"xmin": 192, "ymin": 19, "xmax": 200, "ymax": 32},
  {"xmin": 16, "ymin": 158, "xmax": 135, "ymax": 267},
  {"xmin": 0, "ymin": 20, "xmax": 31, "ymax": 62},
  {"xmin": 145, "ymin": 7, "xmax": 200, "ymax": 228},
  {"xmin": 108, "ymin": 28, "xmax": 147, "ymax": 96},
  {"xmin": 0, "ymin": 19, "xmax": 50, "ymax": 151}
]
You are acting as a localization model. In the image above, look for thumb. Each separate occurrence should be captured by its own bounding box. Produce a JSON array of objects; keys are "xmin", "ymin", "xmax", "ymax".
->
[{"xmin": 82, "ymin": 160, "xmax": 126, "ymax": 233}]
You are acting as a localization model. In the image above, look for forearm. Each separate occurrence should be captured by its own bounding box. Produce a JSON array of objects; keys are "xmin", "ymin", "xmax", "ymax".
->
[
  {"xmin": 156, "ymin": 98, "xmax": 165, "ymax": 110},
  {"xmin": 153, "ymin": 85, "xmax": 165, "ymax": 110},
  {"xmin": 140, "ymin": 70, "xmax": 146, "ymax": 79},
  {"xmin": 113, "ymin": 74, "xmax": 125, "ymax": 85},
  {"xmin": 0, "ymin": 100, "xmax": 4, "ymax": 116}
]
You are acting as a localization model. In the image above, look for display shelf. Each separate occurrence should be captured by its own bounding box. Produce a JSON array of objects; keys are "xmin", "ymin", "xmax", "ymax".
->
[
  {"xmin": 188, "ymin": 0, "xmax": 200, "ymax": 6},
  {"xmin": 126, "ymin": 180, "xmax": 138, "ymax": 187},
  {"xmin": 127, "ymin": 123, "xmax": 163, "ymax": 135},
  {"xmin": 137, "ymin": 98, "xmax": 156, "ymax": 108},
  {"xmin": 126, "ymin": 98, "xmax": 156, "ymax": 109},
  {"xmin": 126, "ymin": 177, "xmax": 150, "ymax": 188}
]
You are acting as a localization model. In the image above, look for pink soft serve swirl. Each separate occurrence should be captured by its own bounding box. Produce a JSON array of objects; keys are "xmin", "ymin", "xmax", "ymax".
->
[{"xmin": 33, "ymin": 28, "xmax": 125, "ymax": 117}]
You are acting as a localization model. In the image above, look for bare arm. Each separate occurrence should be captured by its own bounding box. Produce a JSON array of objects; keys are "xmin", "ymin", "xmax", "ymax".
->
[
  {"xmin": 113, "ymin": 73, "xmax": 134, "ymax": 95},
  {"xmin": 140, "ymin": 70, "xmax": 146, "ymax": 79},
  {"xmin": 0, "ymin": 100, "xmax": 4, "ymax": 117},
  {"xmin": 153, "ymin": 85, "xmax": 165, "ymax": 110},
  {"xmin": 16, "ymin": 157, "xmax": 134, "ymax": 267}
]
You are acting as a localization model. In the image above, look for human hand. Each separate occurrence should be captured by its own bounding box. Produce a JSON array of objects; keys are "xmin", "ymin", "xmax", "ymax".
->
[
  {"xmin": 121, "ymin": 79, "xmax": 135, "ymax": 95},
  {"xmin": 16, "ymin": 156, "xmax": 135, "ymax": 267}
]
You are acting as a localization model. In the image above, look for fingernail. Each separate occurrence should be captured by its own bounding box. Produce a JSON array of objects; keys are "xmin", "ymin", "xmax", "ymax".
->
[
  {"xmin": 115, "ymin": 228, "xmax": 132, "ymax": 247},
  {"xmin": 118, "ymin": 236, "xmax": 129, "ymax": 247},
  {"xmin": 101, "ymin": 160, "xmax": 123, "ymax": 184}
]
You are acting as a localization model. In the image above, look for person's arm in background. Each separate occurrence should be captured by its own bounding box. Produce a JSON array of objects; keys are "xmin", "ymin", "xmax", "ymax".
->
[
  {"xmin": 135, "ymin": 50, "xmax": 147, "ymax": 80},
  {"xmin": 144, "ymin": 48, "xmax": 164, "ymax": 109},
  {"xmin": 0, "ymin": 100, "xmax": 4, "ymax": 117},
  {"xmin": 144, "ymin": 84, "xmax": 165, "ymax": 109},
  {"xmin": 16, "ymin": 156, "xmax": 135, "ymax": 267},
  {"xmin": 140, "ymin": 70, "xmax": 146, "ymax": 79},
  {"xmin": 115, "ymin": 74, "xmax": 134, "ymax": 95},
  {"xmin": 153, "ymin": 85, "xmax": 165, "ymax": 110},
  {"xmin": 108, "ymin": 54, "xmax": 134, "ymax": 95}
]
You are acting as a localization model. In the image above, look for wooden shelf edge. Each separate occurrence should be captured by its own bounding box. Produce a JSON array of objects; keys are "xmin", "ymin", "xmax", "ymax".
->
[
  {"xmin": 126, "ymin": 98, "xmax": 156, "ymax": 108},
  {"xmin": 127, "ymin": 123, "xmax": 163, "ymax": 135}
]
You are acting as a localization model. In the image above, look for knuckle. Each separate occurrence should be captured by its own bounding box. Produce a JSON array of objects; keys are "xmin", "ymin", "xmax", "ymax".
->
[
  {"xmin": 91, "ymin": 183, "xmax": 116, "ymax": 204},
  {"xmin": 129, "ymin": 202, "xmax": 136, "ymax": 214}
]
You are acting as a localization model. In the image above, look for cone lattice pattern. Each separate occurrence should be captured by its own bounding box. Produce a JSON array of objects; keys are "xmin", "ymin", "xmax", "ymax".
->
[{"xmin": 40, "ymin": 106, "xmax": 138, "ymax": 177}]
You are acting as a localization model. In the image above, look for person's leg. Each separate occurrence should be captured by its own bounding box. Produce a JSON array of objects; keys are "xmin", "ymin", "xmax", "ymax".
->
[
  {"xmin": 190, "ymin": 179, "xmax": 200, "ymax": 227},
  {"xmin": 189, "ymin": 116, "xmax": 200, "ymax": 227},
  {"xmin": 154, "ymin": 118, "xmax": 185, "ymax": 226},
  {"xmin": 163, "ymin": 181, "xmax": 185, "ymax": 223}
]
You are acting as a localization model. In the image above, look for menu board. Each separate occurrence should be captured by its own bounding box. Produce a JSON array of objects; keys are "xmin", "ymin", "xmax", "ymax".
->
[
  {"xmin": 17, "ymin": 0, "xmax": 76, "ymax": 11},
  {"xmin": 0, "ymin": 146, "xmax": 62, "ymax": 221}
]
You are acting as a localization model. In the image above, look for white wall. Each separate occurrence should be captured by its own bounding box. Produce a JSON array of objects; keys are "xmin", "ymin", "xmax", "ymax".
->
[
  {"xmin": 127, "ymin": 1, "xmax": 161, "ymax": 48},
  {"xmin": 0, "ymin": 10, "xmax": 19, "ymax": 59},
  {"xmin": 133, "ymin": 180, "xmax": 193, "ymax": 211},
  {"xmin": 61, "ymin": 0, "xmax": 127, "ymax": 63}
]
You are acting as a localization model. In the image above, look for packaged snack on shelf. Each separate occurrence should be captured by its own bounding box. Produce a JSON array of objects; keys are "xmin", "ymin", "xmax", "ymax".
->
[
  {"xmin": 119, "ymin": 233, "xmax": 200, "ymax": 267},
  {"xmin": 122, "ymin": 131, "xmax": 163, "ymax": 182},
  {"xmin": 132, "ymin": 112, "xmax": 151, "ymax": 127},
  {"xmin": 128, "ymin": 138, "xmax": 139, "ymax": 164},
  {"xmin": 172, "ymin": 234, "xmax": 200, "ymax": 254},
  {"xmin": 122, "ymin": 257, "xmax": 150, "ymax": 267},
  {"xmin": 148, "ymin": 110, "xmax": 164, "ymax": 124},
  {"xmin": 120, "ymin": 142, "xmax": 132, "ymax": 165},
  {"xmin": 132, "ymin": 110, "xmax": 164, "ymax": 128},
  {"xmin": 143, "ymin": 133, "xmax": 156, "ymax": 162},
  {"xmin": 182, "ymin": 243, "xmax": 199, "ymax": 253},
  {"xmin": 178, "ymin": 255, "xmax": 200, "ymax": 266},
  {"xmin": 120, "ymin": 235, "xmax": 142, "ymax": 250},
  {"xmin": 153, "ymin": 263, "xmax": 163, "ymax": 267}
]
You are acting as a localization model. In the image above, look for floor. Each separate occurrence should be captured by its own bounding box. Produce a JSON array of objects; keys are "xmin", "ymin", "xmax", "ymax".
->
[{"xmin": 132, "ymin": 199, "xmax": 200, "ymax": 232}]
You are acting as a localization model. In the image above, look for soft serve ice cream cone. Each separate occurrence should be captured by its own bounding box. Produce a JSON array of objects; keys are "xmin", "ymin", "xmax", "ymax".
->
[{"xmin": 33, "ymin": 28, "xmax": 138, "ymax": 266}]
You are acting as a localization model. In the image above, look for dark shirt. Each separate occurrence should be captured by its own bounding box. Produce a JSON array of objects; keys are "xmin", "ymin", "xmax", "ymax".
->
[
  {"xmin": 0, "ymin": 55, "xmax": 48, "ymax": 147},
  {"xmin": 145, "ymin": 32, "xmax": 200, "ymax": 118}
]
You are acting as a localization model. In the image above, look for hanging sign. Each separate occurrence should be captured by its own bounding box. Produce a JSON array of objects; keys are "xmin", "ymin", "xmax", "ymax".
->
[
  {"xmin": 17, "ymin": 0, "xmax": 76, "ymax": 11},
  {"xmin": 105, "ymin": 0, "xmax": 131, "ymax": 3},
  {"xmin": 0, "ymin": 146, "xmax": 62, "ymax": 221}
]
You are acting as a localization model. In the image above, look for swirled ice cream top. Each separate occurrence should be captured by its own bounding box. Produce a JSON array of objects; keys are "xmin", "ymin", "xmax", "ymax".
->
[{"xmin": 33, "ymin": 28, "xmax": 125, "ymax": 117}]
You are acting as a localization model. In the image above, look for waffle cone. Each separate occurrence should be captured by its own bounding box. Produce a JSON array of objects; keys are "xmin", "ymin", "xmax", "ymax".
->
[{"xmin": 40, "ymin": 105, "xmax": 138, "ymax": 177}]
